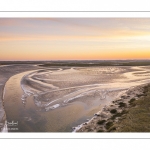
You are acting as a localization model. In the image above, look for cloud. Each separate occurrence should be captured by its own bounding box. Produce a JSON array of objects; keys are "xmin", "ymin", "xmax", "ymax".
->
[{"xmin": 0, "ymin": 27, "xmax": 150, "ymax": 42}]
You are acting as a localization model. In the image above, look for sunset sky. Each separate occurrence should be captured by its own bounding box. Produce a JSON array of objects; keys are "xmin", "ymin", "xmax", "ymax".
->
[{"xmin": 1, "ymin": 18, "xmax": 150, "ymax": 61}]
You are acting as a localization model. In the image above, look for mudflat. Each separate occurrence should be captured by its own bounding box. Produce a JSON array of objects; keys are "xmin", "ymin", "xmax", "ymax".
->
[
  {"xmin": 1, "ymin": 63, "xmax": 150, "ymax": 132},
  {"xmin": 0, "ymin": 64, "xmax": 40, "ymax": 131}
]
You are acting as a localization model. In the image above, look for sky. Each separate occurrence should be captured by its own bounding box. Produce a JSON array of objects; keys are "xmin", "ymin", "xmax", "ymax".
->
[{"xmin": 1, "ymin": 18, "xmax": 150, "ymax": 61}]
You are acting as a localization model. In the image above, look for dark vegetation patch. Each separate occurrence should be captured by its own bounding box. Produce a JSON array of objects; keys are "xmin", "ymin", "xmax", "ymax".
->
[
  {"xmin": 108, "ymin": 126, "xmax": 117, "ymax": 132},
  {"xmin": 129, "ymin": 98, "xmax": 136, "ymax": 105},
  {"xmin": 118, "ymin": 102, "xmax": 126, "ymax": 108},
  {"xmin": 97, "ymin": 120, "xmax": 106, "ymax": 125},
  {"xmin": 97, "ymin": 129, "xmax": 104, "ymax": 132},
  {"xmin": 136, "ymin": 94, "xmax": 147, "ymax": 97},
  {"xmin": 111, "ymin": 110, "xmax": 128, "ymax": 120},
  {"xmin": 37, "ymin": 60, "xmax": 150, "ymax": 67},
  {"xmin": 110, "ymin": 109, "xmax": 117, "ymax": 114},
  {"xmin": 105, "ymin": 122, "xmax": 113, "ymax": 130},
  {"xmin": 143, "ymin": 85, "xmax": 149, "ymax": 93},
  {"xmin": 121, "ymin": 96, "xmax": 126, "ymax": 99}
]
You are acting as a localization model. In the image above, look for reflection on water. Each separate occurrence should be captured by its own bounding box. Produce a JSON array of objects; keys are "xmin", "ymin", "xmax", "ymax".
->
[
  {"xmin": 3, "ymin": 66, "xmax": 150, "ymax": 132},
  {"xmin": 3, "ymin": 70, "xmax": 102, "ymax": 132}
]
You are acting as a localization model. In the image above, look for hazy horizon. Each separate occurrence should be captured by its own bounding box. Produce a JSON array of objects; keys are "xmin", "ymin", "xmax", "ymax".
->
[
  {"xmin": 1, "ymin": 59, "xmax": 150, "ymax": 61},
  {"xmin": 1, "ymin": 18, "xmax": 150, "ymax": 61}
]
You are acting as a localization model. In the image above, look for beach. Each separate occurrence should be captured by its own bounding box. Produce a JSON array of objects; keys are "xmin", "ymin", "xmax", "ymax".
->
[{"xmin": 1, "ymin": 64, "xmax": 150, "ymax": 132}]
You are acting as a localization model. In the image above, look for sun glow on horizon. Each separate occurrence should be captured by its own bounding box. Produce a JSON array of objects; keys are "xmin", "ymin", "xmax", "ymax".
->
[{"xmin": 0, "ymin": 18, "xmax": 150, "ymax": 61}]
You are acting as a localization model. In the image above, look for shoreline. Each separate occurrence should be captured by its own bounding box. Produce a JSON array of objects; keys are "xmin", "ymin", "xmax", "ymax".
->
[{"xmin": 75, "ymin": 83, "xmax": 149, "ymax": 132}]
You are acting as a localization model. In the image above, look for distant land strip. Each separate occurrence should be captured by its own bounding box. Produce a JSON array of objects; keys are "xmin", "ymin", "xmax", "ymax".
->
[{"xmin": 1, "ymin": 60, "xmax": 150, "ymax": 67}]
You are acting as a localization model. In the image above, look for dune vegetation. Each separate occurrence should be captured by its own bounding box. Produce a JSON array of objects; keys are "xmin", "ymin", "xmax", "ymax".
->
[{"xmin": 108, "ymin": 85, "xmax": 150, "ymax": 132}]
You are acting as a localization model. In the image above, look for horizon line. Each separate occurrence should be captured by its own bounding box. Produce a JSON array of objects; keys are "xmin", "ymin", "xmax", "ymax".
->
[{"xmin": 1, "ymin": 59, "xmax": 150, "ymax": 62}]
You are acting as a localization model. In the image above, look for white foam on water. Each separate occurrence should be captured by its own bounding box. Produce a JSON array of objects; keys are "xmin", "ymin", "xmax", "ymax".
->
[{"xmin": 45, "ymin": 104, "xmax": 60, "ymax": 111}]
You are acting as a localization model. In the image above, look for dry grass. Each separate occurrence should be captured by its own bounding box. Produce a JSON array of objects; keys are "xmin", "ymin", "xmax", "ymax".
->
[{"xmin": 113, "ymin": 85, "xmax": 150, "ymax": 132}]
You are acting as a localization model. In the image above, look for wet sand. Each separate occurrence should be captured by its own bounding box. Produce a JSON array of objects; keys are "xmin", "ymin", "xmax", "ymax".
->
[
  {"xmin": 0, "ymin": 64, "xmax": 40, "ymax": 131},
  {"xmin": 1, "ymin": 65, "xmax": 150, "ymax": 132},
  {"xmin": 4, "ymin": 69, "xmax": 116, "ymax": 132}
]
